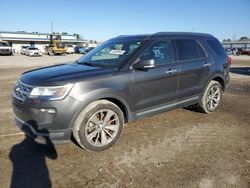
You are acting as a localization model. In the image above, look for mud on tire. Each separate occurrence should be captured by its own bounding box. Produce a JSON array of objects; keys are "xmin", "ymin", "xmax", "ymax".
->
[
  {"xmin": 73, "ymin": 100, "xmax": 124, "ymax": 151},
  {"xmin": 197, "ymin": 80, "xmax": 222, "ymax": 113}
]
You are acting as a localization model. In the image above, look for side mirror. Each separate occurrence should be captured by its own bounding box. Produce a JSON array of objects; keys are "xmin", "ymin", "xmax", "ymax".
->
[{"xmin": 133, "ymin": 59, "xmax": 156, "ymax": 70}]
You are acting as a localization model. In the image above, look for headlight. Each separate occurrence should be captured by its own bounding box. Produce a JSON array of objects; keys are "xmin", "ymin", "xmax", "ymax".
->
[{"xmin": 29, "ymin": 84, "xmax": 74, "ymax": 100}]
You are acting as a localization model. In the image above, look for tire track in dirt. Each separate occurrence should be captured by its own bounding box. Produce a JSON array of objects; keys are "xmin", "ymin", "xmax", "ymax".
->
[
  {"xmin": 100, "ymin": 123, "xmax": 249, "ymax": 187},
  {"xmin": 115, "ymin": 124, "xmax": 223, "ymax": 167}
]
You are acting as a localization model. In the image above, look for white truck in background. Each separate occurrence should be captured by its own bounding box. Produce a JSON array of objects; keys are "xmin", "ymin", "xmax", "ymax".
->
[
  {"xmin": 66, "ymin": 44, "xmax": 75, "ymax": 54},
  {"xmin": 0, "ymin": 40, "xmax": 13, "ymax": 55}
]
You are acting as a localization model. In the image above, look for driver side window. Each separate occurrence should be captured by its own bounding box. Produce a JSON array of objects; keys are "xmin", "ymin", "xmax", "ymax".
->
[{"xmin": 139, "ymin": 40, "xmax": 174, "ymax": 65}]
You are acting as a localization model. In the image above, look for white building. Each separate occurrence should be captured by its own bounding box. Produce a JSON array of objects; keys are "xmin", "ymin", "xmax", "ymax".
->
[
  {"xmin": 222, "ymin": 40, "xmax": 250, "ymax": 49},
  {"xmin": 0, "ymin": 31, "xmax": 88, "ymax": 53}
]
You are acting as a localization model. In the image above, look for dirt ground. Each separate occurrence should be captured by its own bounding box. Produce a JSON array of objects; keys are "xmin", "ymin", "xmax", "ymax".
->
[{"xmin": 0, "ymin": 54, "xmax": 249, "ymax": 188}]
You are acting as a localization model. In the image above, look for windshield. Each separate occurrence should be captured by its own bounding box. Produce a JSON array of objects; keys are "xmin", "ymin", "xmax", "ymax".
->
[
  {"xmin": 57, "ymin": 42, "xmax": 65, "ymax": 48},
  {"xmin": 77, "ymin": 38, "xmax": 143, "ymax": 68},
  {"xmin": 0, "ymin": 42, "xmax": 10, "ymax": 47},
  {"xmin": 29, "ymin": 48, "xmax": 38, "ymax": 50}
]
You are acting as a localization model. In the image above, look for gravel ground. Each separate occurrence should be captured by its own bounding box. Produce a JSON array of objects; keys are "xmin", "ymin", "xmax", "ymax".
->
[{"xmin": 0, "ymin": 54, "xmax": 249, "ymax": 188}]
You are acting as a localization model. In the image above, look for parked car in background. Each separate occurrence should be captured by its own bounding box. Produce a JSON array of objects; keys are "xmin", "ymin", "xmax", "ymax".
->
[
  {"xmin": 12, "ymin": 32, "xmax": 230, "ymax": 151},
  {"xmin": 224, "ymin": 48, "xmax": 245, "ymax": 56},
  {"xmin": 0, "ymin": 41, "xmax": 13, "ymax": 55},
  {"xmin": 21, "ymin": 46, "xmax": 29, "ymax": 55},
  {"xmin": 238, "ymin": 48, "xmax": 250, "ymax": 55},
  {"xmin": 82, "ymin": 47, "xmax": 95, "ymax": 55},
  {"xmin": 74, "ymin": 46, "xmax": 86, "ymax": 54},
  {"xmin": 225, "ymin": 48, "xmax": 232, "ymax": 55},
  {"xmin": 66, "ymin": 44, "xmax": 75, "ymax": 54},
  {"xmin": 25, "ymin": 47, "xmax": 42, "ymax": 56}
]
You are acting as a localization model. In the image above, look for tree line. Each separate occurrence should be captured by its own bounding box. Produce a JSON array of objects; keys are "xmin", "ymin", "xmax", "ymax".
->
[{"xmin": 223, "ymin": 36, "xmax": 249, "ymax": 42}]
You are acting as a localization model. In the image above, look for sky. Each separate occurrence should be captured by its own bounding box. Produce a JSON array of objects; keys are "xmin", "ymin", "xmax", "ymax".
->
[{"xmin": 1, "ymin": 0, "xmax": 250, "ymax": 41}]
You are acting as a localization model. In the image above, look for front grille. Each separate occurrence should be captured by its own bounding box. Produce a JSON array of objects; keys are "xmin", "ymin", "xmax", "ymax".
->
[
  {"xmin": 13, "ymin": 81, "xmax": 33, "ymax": 102},
  {"xmin": 0, "ymin": 49, "xmax": 11, "ymax": 52}
]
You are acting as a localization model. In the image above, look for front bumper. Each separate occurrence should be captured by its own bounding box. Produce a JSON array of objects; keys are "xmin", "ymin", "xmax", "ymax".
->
[
  {"xmin": 15, "ymin": 116, "xmax": 71, "ymax": 144},
  {"xmin": 12, "ymin": 87, "xmax": 84, "ymax": 144},
  {"xmin": 0, "ymin": 50, "xmax": 12, "ymax": 55},
  {"xmin": 28, "ymin": 53, "xmax": 42, "ymax": 57}
]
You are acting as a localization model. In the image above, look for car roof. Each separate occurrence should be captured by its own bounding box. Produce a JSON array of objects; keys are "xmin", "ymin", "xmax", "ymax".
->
[{"xmin": 114, "ymin": 32, "xmax": 214, "ymax": 41}]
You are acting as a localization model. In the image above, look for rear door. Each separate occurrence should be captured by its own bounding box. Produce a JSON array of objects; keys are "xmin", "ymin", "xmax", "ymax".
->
[
  {"xmin": 130, "ymin": 39, "xmax": 180, "ymax": 114},
  {"xmin": 174, "ymin": 38, "xmax": 211, "ymax": 99}
]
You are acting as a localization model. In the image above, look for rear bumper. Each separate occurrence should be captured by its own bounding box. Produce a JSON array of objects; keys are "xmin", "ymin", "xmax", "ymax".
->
[{"xmin": 15, "ymin": 116, "xmax": 71, "ymax": 145}]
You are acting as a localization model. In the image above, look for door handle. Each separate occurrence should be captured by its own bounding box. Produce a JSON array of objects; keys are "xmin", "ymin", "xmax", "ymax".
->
[
  {"xmin": 166, "ymin": 69, "xmax": 177, "ymax": 74},
  {"xmin": 203, "ymin": 62, "xmax": 212, "ymax": 67}
]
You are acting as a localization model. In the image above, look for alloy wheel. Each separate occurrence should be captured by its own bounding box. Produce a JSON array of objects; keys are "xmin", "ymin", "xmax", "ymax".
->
[
  {"xmin": 85, "ymin": 109, "xmax": 120, "ymax": 147},
  {"xmin": 206, "ymin": 85, "xmax": 221, "ymax": 111}
]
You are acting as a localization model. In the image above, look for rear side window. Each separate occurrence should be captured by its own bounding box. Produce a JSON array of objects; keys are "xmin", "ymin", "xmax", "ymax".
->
[
  {"xmin": 175, "ymin": 39, "xmax": 206, "ymax": 61},
  {"xmin": 207, "ymin": 39, "xmax": 226, "ymax": 57}
]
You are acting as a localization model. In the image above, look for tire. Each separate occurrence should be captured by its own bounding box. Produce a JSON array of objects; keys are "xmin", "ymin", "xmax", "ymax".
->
[
  {"xmin": 73, "ymin": 100, "xmax": 124, "ymax": 151},
  {"xmin": 197, "ymin": 80, "xmax": 222, "ymax": 113},
  {"xmin": 49, "ymin": 50, "xmax": 54, "ymax": 56}
]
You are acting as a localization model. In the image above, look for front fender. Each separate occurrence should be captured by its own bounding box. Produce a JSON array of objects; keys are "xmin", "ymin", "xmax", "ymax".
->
[{"xmin": 68, "ymin": 88, "xmax": 133, "ymax": 129}]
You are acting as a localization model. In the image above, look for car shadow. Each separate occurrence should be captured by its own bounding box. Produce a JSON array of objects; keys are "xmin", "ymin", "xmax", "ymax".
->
[
  {"xmin": 9, "ymin": 128, "xmax": 57, "ymax": 188},
  {"xmin": 230, "ymin": 67, "xmax": 250, "ymax": 76},
  {"xmin": 183, "ymin": 105, "xmax": 203, "ymax": 113}
]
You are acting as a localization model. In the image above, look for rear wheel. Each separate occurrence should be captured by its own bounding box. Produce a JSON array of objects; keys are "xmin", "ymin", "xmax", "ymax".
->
[
  {"xmin": 73, "ymin": 100, "xmax": 124, "ymax": 151},
  {"xmin": 197, "ymin": 80, "xmax": 222, "ymax": 113}
]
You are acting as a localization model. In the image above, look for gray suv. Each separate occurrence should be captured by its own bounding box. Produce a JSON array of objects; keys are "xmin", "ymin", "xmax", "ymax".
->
[{"xmin": 12, "ymin": 32, "xmax": 231, "ymax": 151}]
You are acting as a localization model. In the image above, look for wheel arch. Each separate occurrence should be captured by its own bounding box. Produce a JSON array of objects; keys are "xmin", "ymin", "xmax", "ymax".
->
[
  {"xmin": 212, "ymin": 76, "xmax": 225, "ymax": 91},
  {"xmin": 204, "ymin": 74, "xmax": 226, "ymax": 92},
  {"xmin": 69, "ymin": 93, "xmax": 132, "ymax": 131},
  {"xmin": 99, "ymin": 97, "xmax": 130, "ymax": 124}
]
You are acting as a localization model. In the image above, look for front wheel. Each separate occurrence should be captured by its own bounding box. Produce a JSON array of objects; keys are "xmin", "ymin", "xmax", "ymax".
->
[
  {"xmin": 73, "ymin": 100, "xmax": 124, "ymax": 151},
  {"xmin": 49, "ymin": 50, "xmax": 54, "ymax": 56},
  {"xmin": 197, "ymin": 80, "xmax": 222, "ymax": 113}
]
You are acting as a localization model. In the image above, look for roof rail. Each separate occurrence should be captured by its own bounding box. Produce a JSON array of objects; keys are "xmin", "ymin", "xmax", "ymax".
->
[{"xmin": 152, "ymin": 32, "xmax": 213, "ymax": 37}]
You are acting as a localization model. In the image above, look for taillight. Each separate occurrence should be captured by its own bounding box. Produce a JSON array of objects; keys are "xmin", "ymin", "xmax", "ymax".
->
[{"xmin": 227, "ymin": 57, "xmax": 232, "ymax": 66}]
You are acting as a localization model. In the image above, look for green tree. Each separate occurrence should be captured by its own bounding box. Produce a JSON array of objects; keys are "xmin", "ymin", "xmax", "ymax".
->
[
  {"xmin": 239, "ymin": 36, "xmax": 248, "ymax": 41},
  {"xmin": 74, "ymin": 33, "xmax": 80, "ymax": 39},
  {"xmin": 223, "ymin": 38, "xmax": 231, "ymax": 42}
]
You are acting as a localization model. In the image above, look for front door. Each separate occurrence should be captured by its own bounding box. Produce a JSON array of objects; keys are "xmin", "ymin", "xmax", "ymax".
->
[{"xmin": 130, "ymin": 39, "xmax": 180, "ymax": 114}]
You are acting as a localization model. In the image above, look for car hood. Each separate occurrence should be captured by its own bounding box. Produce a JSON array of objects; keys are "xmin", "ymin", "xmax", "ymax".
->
[
  {"xmin": 0, "ymin": 46, "xmax": 12, "ymax": 49},
  {"xmin": 21, "ymin": 63, "xmax": 114, "ymax": 86}
]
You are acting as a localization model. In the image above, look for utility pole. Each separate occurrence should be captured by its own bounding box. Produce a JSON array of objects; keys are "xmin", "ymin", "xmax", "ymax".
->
[{"xmin": 51, "ymin": 22, "xmax": 54, "ymax": 34}]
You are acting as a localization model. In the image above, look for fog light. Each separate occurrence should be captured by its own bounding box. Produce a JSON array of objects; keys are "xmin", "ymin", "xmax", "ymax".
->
[{"xmin": 40, "ymin": 108, "xmax": 56, "ymax": 114}]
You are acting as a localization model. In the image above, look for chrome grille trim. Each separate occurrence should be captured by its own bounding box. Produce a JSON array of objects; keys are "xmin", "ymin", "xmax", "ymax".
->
[{"xmin": 13, "ymin": 80, "xmax": 34, "ymax": 101}]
